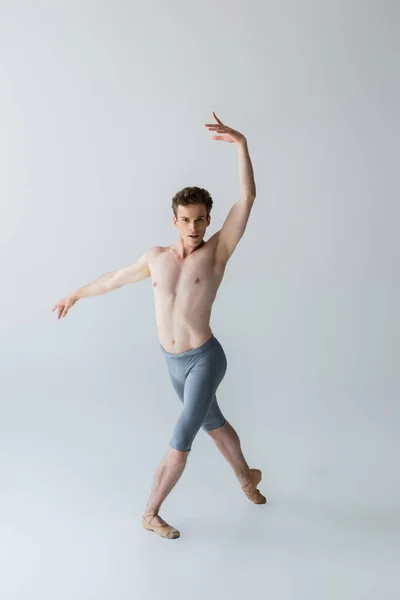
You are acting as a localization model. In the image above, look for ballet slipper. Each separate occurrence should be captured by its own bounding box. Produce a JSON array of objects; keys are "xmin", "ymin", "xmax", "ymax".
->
[
  {"xmin": 241, "ymin": 468, "xmax": 267, "ymax": 504},
  {"xmin": 142, "ymin": 512, "xmax": 180, "ymax": 539}
]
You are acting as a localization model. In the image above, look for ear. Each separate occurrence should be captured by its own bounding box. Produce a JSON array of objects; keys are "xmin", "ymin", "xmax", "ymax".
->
[
  {"xmin": 206, "ymin": 215, "xmax": 211, "ymax": 227},
  {"xmin": 173, "ymin": 215, "xmax": 177, "ymax": 227}
]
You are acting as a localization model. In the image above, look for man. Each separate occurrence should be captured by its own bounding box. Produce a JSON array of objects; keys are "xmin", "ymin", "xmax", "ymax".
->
[{"xmin": 52, "ymin": 112, "xmax": 267, "ymax": 540}]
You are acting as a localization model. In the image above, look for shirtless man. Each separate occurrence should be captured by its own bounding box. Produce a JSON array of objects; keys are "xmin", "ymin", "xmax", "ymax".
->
[{"xmin": 52, "ymin": 112, "xmax": 266, "ymax": 540}]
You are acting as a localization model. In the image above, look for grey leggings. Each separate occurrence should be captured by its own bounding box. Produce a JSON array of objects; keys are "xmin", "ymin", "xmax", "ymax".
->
[{"xmin": 161, "ymin": 334, "xmax": 227, "ymax": 452}]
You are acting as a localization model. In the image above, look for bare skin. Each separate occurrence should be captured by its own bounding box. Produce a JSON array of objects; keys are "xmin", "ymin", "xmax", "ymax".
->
[
  {"xmin": 148, "ymin": 236, "xmax": 224, "ymax": 354},
  {"xmin": 52, "ymin": 112, "xmax": 265, "ymax": 532}
]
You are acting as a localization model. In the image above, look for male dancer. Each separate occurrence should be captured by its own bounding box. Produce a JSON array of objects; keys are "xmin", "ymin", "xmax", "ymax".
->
[{"xmin": 52, "ymin": 112, "xmax": 266, "ymax": 540}]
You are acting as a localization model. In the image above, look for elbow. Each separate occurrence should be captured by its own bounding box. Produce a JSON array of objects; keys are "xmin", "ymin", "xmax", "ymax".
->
[
  {"xmin": 241, "ymin": 194, "xmax": 255, "ymax": 206},
  {"xmin": 104, "ymin": 271, "xmax": 118, "ymax": 293}
]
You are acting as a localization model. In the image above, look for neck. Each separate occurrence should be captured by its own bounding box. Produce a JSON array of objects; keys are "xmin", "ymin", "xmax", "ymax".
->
[{"xmin": 174, "ymin": 238, "xmax": 205, "ymax": 259}]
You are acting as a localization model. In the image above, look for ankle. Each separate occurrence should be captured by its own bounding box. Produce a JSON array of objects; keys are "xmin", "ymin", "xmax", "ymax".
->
[
  {"xmin": 238, "ymin": 470, "xmax": 252, "ymax": 487},
  {"xmin": 144, "ymin": 508, "xmax": 159, "ymax": 517}
]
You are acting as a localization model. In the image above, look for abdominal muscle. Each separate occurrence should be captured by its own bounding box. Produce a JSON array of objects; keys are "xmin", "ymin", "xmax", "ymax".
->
[{"xmin": 155, "ymin": 297, "xmax": 213, "ymax": 354}]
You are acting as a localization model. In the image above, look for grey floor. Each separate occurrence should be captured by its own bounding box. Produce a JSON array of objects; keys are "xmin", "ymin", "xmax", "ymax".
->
[{"xmin": 1, "ymin": 383, "xmax": 398, "ymax": 600}]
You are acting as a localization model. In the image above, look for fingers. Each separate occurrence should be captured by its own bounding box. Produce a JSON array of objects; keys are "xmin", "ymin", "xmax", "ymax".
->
[
  {"xmin": 52, "ymin": 296, "xmax": 75, "ymax": 319},
  {"xmin": 205, "ymin": 120, "xmax": 227, "ymax": 141},
  {"xmin": 52, "ymin": 302, "xmax": 67, "ymax": 318},
  {"xmin": 205, "ymin": 125, "xmax": 227, "ymax": 136},
  {"xmin": 61, "ymin": 301, "xmax": 71, "ymax": 318},
  {"xmin": 52, "ymin": 303, "xmax": 62, "ymax": 318},
  {"xmin": 212, "ymin": 111, "xmax": 223, "ymax": 125},
  {"xmin": 52, "ymin": 301, "xmax": 62, "ymax": 317},
  {"xmin": 206, "ymin": 126, "xmax": 226, "ymax": 136}
]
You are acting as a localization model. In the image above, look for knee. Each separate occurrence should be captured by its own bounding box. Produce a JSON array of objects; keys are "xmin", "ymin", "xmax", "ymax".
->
[
  {"xmin": 170, "ymin": 424, "xmax": 197, "ymax": 453},
  {"xmin": 206, "ymin": 419, "xmax": 229, "ymax": 439},
  {"xmin": 167, "ymin": 444, "xmax": 191, "ymax": 461}
]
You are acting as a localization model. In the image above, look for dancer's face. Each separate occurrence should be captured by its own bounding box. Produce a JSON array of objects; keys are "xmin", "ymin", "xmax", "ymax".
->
[{"xmin": 173, "ymin": 204, "xmax": 210, "ymax": 245}]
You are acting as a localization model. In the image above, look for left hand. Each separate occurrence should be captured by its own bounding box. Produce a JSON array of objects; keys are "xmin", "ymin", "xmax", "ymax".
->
[{"xmin": 205, "ymin": 112, "xmax": 246, "ymax": 144}]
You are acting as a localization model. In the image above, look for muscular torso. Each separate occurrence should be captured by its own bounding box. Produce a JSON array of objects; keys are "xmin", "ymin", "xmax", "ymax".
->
[{"xmin": 147, "ymin": 238, "xmax": 227, "ymax": 354}]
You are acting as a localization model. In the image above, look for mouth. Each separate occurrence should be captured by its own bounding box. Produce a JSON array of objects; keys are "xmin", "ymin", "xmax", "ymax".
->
[{"xmin": 189, "ymin": 235, "xmax": 199, "ymax": 239}]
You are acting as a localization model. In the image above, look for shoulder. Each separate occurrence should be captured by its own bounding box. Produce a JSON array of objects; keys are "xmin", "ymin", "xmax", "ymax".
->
[
  {"xmin": 147, "ymin": 245, "xmax": 165, "ymax": 255},
  {"xmin": 145, "ymin": 246, "xmax": 170, "ymax": 258},
  {"xmin": 145, "ymin": 246, "xmax": 170, "ymax": 267}
]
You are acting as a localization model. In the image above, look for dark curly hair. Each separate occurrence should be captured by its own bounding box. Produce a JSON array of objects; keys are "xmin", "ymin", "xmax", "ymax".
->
[{"xmin": 171, "ymin": 186, "xmax": 213, "ymax": 218}]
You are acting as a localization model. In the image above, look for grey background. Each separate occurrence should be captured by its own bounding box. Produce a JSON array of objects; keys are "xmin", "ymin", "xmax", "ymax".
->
[{"xmin": 1, "ymin": 1, "xmax": 399, "ymax": 598}]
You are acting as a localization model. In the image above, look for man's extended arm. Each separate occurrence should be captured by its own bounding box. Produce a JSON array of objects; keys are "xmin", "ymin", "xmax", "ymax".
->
[
  {"xmin": 52, "ymin": 251, "xmax": 151, "ymax": 319},
  {"xmin": 74, "ymin": 252, "xmax": 150, "ymax": 300}
]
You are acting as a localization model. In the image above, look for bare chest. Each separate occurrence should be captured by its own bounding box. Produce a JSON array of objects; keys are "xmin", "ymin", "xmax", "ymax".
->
[{"xmin": 149, "ymin": 247, "xmax": 224, "ymax": 298}]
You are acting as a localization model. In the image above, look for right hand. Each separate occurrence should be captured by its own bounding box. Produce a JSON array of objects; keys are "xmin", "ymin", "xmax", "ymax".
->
[{"xmin": 52, "ymin": 294, "xmax": 78, "ymax": 319}]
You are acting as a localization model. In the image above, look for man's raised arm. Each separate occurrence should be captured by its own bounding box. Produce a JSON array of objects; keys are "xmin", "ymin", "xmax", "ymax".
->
[{"xmin": 205, "ymin": 112, "xmax": 256, "ymax": 261}]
